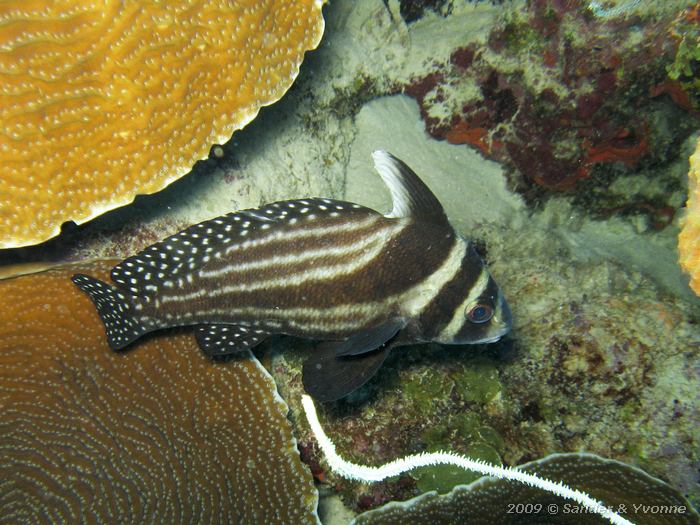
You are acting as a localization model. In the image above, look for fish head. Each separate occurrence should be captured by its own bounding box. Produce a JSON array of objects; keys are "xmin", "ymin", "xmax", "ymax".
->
[{"xmin": 432, "ymin": 244, "xmax": 512, "ymax": 345}]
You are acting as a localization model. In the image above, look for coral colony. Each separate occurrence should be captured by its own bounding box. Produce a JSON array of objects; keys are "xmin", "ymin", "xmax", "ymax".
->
[
  {"xmin": 0, "ymin": 263, "xmax": 319, "ymax": 524},
  {"xmin": 302, "ymin": 395, "xmax": 634, "ymax": 525},
  {"xmin": 0, "ymin": 0, "xmax": 325, "ymax": 248}
]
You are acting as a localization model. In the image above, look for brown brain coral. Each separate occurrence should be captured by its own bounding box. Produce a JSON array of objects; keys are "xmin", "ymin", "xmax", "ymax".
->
[
  {"xmin": 680, "ymin": 137, "xmax": 700, "ymax": 296},
  {"xmin": 0, "ymin": 261, "xmax": 319, "ymax": 524},
  {"xmin": 0, "ymin": 0, "xmax": 326, "ymax": 248}
]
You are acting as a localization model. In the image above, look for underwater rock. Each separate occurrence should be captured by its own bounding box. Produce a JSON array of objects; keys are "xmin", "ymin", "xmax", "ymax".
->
[
  {"xmin": 679, "ymin": 137, "xmax": 700, "ymax": 295},
  {"xmin": 666, "ymin": 3, "xmax": 700, "ymax": 112},
  {"xmin": 491, "ymin": 221, "xmax": 700, "ymax": 507},
  {"xmin": 345, "ymin": 95, "xmax": 524, "ymax": 233},
  {"xmin": 0, "ymin": 262, "xmax": 319, "ymax": 524},
  {"xmin": 400, "ymin": 0, "xmax": 698, "ymax": 214},
  {"xmin": 0, "ymin": 0, "xmax": 326, "ymax": 248},
  {"xmin": 396, "ymin": 0, "xmax": 453, "ymax": 24},
  {"xmin": 350, "ymin": 453, "xmax": 700, "ymax": 525}
]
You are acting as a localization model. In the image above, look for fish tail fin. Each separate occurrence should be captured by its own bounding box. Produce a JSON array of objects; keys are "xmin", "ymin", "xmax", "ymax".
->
[{"xmin": 72, "ymin": 274, "xmax": 150, "ymax": 349}]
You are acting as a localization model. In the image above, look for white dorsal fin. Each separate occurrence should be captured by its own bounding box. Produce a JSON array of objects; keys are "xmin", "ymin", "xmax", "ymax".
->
[{"xmin": 371, "ymin": 150, "xmax": 448, "ymax": 223}]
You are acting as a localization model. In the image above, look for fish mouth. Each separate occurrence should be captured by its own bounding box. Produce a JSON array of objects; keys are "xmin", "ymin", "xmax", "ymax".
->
[{"xmin": 471, "ymin": 330, "xmax": 508, "ymax": 345}]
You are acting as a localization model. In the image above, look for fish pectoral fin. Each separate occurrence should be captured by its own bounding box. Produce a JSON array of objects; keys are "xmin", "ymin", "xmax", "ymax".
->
[
  {"xmin": 302, "ymin": 343, "xmax": 392, "ymax": 402},
  {"xmin": 195, "ymin": 324, "xmax": 268, "ymax": 356},
  {"xmin": 333, "ymin": 320, "xmax": 405, "ymax": 357}
]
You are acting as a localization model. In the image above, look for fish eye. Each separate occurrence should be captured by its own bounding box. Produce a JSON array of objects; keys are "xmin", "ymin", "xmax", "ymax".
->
[{"xmin": 467, "ymin": 304, "xmax": 493, "ymax": 323}]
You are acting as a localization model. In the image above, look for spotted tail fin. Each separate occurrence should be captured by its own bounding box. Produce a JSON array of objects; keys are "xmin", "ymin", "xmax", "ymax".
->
[{"xmin": 72, "ymin": 274, "xmax": 149, "ymax": 350}]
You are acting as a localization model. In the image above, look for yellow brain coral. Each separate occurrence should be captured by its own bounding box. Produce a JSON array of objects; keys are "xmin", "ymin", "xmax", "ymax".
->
[
  {"xmin": 0, "ymin": 0, "xmax": 326, "ymax": 248},
  {"xmin": 680, "ymin": 137, "xmax": 700, "ymax": 296},
  {"xmin": 0, "ymin": 262, "xmax": 319, "ymax": 524}
]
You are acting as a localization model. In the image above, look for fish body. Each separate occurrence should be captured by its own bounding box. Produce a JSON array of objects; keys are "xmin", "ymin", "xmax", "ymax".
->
[{"xmin": 74, "ymin": 151, "xmax": 512, "ymax": 400}]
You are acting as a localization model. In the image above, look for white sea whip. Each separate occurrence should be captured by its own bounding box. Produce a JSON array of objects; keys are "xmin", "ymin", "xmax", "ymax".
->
[{"xmin": 301, "ymin": 394, "xmax": 635, "ymax": 525}]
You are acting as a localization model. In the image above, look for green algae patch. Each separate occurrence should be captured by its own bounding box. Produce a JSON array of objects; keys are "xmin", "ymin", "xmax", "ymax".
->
[
  {"xmin": 453, "ymin": 358, "xmax": 502, "ymax": 404},
  {"xmin": 451, "ymin": 413, "xmax": 482, "ymax": 441},
  {"xmin": 414, "ymin": 464, "xmax": 478, "ymax": 493},
  {"xmin": 413, "ymin": 442, "xmax": 502, "ymax": 493},
  {"xmin": 403, "ymin": 368, "xmax": 453, "ymax": 413},
  {"xmin": 416, "ymin": 411, "xmax": 504, "ymax": 494},
  {"xmin": 667, "ymin": 8, "xmax": 700, "ymax": 110},
  {"xmin": 476, "ymin": 425, "xmax": 506, "ymax": 453},
  {"xmin": 499, "ymin": 9, "xmax": 544, "ymax": 54}
]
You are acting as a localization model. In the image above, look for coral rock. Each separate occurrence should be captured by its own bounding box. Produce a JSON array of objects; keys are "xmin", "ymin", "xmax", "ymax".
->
[
  {"xmin": 0, "ymin": 0, "xmax": 326, "ymax": 248},
  {"xmin": 680, "ymin": 137, "xmax": 700, "ymax": 295},
  {"xmin": 0, "ymin": 261, "xmax": 319, "ymax": 524},
  {"xmin": 402, "ymin": 1, "xmax": 688, "ymax": 195}
]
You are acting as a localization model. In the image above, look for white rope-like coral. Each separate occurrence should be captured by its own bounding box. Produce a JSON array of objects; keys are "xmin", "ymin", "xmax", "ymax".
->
[{"xmin": 301, "ymin": 394, "xmax": 635, "ymax": 525}]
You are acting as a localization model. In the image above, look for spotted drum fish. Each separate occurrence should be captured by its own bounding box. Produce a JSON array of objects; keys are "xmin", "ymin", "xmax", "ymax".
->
[{"xmin": 73, "ymin": 151, "xmax": 512, "ymax": 401}]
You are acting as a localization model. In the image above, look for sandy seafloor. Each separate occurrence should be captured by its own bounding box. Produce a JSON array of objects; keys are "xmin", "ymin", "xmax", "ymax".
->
[{"xmin": 4, "ymin": 0, "xmax": 699, "ymax": 522}]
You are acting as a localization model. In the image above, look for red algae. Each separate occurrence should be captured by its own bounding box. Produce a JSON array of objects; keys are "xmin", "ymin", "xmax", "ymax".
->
[{"xmin": 401, "ymin": 0, "xmax": 698, "ymax": 204}]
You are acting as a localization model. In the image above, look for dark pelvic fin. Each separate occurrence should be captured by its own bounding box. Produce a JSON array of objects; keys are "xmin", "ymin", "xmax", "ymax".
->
[
  {"xmin": 195, "ymin": 324, "xmax": 268, "ymax": 356},
  {"xmin": 372, "ymin": 150, "xmax": 448, "ymax": 225},
  {"xmin": 333, "ymin": 320, "xmax": 405, "ymax": 357},
  {"xmin": 72, "ymin": 274, "xmax": 148, "ymax": 350},
  {"xmin": 303, "ymin": 343, "xmax": 392, "ymax": 402}
]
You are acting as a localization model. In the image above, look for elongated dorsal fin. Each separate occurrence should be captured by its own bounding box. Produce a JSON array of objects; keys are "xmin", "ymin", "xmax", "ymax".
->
[{"xmin": 372, "ymin": 150, "xmax": 448, "ymax": 223}]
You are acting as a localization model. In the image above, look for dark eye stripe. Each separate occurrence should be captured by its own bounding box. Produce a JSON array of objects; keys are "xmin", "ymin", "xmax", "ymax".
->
[
  {"xmin": 414, "ymin": 249, "xmax": 484, "ymax": 339},
  {"xmin": 465, "ymin": 275, "xmax": 499, "ymax": 324}
]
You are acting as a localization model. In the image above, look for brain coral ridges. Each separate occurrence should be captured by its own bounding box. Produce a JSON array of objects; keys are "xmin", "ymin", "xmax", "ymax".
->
[
  {"xmin": 0, "ymin": 261, "xmax": 319, "ymax": 524},
  {"xmin": 680, "ymin": 137, "xmax": 700, "ymax": 296},
  {"xmin": 0, "ymin": 0, "xmax": 326, "ymax": 249}
]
